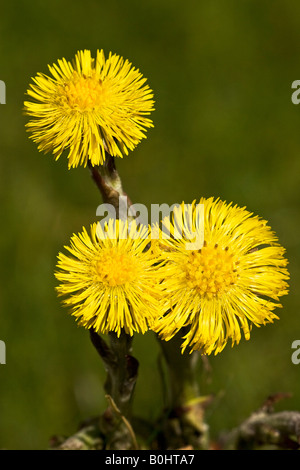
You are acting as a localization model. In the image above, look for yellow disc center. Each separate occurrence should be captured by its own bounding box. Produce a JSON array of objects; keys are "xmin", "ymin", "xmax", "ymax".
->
[
  {"xmin": 184, "ymin": 244, "xmax": 238, "ymax": 298},
  {"xmin": 57, "ymin": 72, "xmax": 106, "ymax": 111},
  {"xmin": 95, "ymin": 248, "xmax": 139, "ymax": 287}
]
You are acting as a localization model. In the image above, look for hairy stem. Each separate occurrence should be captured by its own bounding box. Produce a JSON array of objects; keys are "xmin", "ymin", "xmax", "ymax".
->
[
  {"xmin": 157, "ymin": 331, "xmax": 211, "ymax": 449},
  {"xmin": 88, "ymin": 154, "xmax": 133, "ymax": 217},
  {"xmin": 90, "ymin": 329, "xmax": 139, "ymax": 418},
  {"xmin": 87, "ymin": 156, "xmax": 140, "ymax": 448}
]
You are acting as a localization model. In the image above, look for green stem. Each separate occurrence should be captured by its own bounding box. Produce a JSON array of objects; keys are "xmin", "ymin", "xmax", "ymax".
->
[
  {"xmin": 88, "ymin": 156, "xmax": 140, "ymax": 448},
  {"xmin": 88, "ymin": 154, "xmax": 133, "ymax": 218},
  {"xmin": 158, "ymin": 334, "xmax": 200, "ymax": 409},
  {"xmin": 90, "ymin": 329, "xmax": 138, "ymax": 418},
  {"xmin": 89, "ymin": 329, "xmax": 139, "ymax": 449},
  {"xmin": 157, "ymin": 330, "xmax": 211, "ymax": 450},
  {"xmin": 106, "ymin": 331, "xmax": 138, "ymax": 418}
]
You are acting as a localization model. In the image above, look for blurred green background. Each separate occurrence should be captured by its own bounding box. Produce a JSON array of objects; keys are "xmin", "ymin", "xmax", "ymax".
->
[{"xmin": 1, "ymin": 0, "xmax": 300, "ymax": 449}]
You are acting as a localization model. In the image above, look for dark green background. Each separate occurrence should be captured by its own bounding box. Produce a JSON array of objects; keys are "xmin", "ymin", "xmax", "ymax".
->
[{"xmin": 1, "ymin": 0, "xmax": 300, "ymax": 449}]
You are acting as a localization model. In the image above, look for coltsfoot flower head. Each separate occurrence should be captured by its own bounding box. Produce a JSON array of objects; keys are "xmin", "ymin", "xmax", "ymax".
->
[
  {"xmin": 153, "ymin": 198, "xmax": 290, "ymax": 355},
  {"xmin": 24, "ymin": 49, "xmax": 154, "ymax": 168},
  {"xmin": 55, "ymin": 219, "xmax": 160, "ymax": 336}
]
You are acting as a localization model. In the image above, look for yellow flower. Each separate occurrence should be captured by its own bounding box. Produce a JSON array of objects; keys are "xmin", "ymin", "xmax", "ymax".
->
[
  {"xmin": 24, "ymin": 49, "xmax": 154, "ymax": 168},
  {"xmin": 153, "ymin": 198, "xmax": 290, "ymax": 355},
  {"xmin": 55, "ymin": 219, "xmax": 160, "ymax": 336}
]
